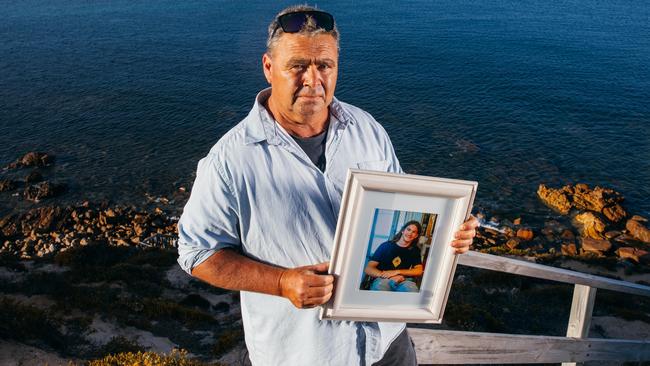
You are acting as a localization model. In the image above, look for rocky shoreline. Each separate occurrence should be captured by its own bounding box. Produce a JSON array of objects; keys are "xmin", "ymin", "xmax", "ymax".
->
[
  {"xmin": 1, "ymin": 152, "xmax": 181, "ymax": 260},
  {"xmin": 0, "ymin": 202, "xmax": 178, "ymax": 259},
  {"xmin": 2, "ymin": 151, "xmax": 650, "ymax": 270},
  {"xmin": 3, "ymin": 152, "xmax": 648, "ymax": 268},
  {"xmin": 473, "ymin": 183, "xmax": 650, "ymax": 272}
]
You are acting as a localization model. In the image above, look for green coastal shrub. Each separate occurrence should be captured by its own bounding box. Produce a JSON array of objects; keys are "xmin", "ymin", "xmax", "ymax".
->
[
  {"xmin": 0, "ymin": 297, "xmax": 65, "ymax": 351},
  {"xmin": 140, "ymin": 298, "xmax": 217, "ymax": 327},
  {"xmin": 87, "ymin": 349, "xmax": 216, "ymax": 366},
  {"xmin": 125, "ymin": 248, "xmax": 178, "ymax": 267},
  {"xmin": 95, "ymin": 336, "xmax": 146, "ymax": 357},
  {"xmin": 54, "ymin": 243, "xmax": 133, "ymax": 268},
  {"xmin": 0, "ymin": 252, "xmax": 25, "ymax": 271},
  {"xmin": 212, "ymin": 328, "xmax": 244, "ymax": 357}
]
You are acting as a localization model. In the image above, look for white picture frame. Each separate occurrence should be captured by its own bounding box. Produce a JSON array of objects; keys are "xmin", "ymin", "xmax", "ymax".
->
[{"xmin": 320, "ymin": 169, "xmax": 477, "ymax": 323}]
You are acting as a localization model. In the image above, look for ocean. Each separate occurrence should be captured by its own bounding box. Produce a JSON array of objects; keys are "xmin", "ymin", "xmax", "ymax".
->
[{"xmin": 1, "ymin": 0, "xmax": 649, "ymax": 220}]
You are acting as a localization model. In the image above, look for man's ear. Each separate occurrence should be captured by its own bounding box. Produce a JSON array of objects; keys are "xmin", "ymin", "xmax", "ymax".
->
[{"xmin": 262, "ymin": 53, "xmax": 273, "ymax": 84}]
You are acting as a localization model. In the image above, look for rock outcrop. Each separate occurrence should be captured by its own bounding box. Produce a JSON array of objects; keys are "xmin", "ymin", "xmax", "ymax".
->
[
  {"xmin": 580, "ymin": 237, "xmax": 612, "ymax": 256},
  {"xmin": 573, "ymin": 212, "xmax": 607, "ymax": 239},
  {"xmin": 23, "ymin": 182, "xmax": 66, "ymax": 202},
  {"xmin": 5, "ymin": 152, "xmax": 54, "ymax": 170},
  {"xmin": 616, "ymin": 247, "xmax": 649, "ymax": 264},
  {"xmin": 0, "ymin": 203, "xmax": 178, "ymax": 259},
  {"xmin": 473, "ymin": 182, "xmax": 649, "ymax": 269},
  {"xmin": 537, "ymin": 184, "xmax": 571, "ymax": 214},
  {"xmin": 25, "ymin": 170, "xmax": 43, "ymax": 183},
  {"xmin": 0, "ymin": 179, "xmax": 18, "ymax": 192},
  {"xmin": 626, "ymin": 217, "xmax": 650, "ymax": 244},
  {"xmin": 537, "ymin": 183, "xmax": 627, "ymax": 222}
]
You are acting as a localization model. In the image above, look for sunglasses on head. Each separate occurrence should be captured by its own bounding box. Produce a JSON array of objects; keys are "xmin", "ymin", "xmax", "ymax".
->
[{"xmin": 275, "ymin": 10, "xmax": 335, "ymax": 34}]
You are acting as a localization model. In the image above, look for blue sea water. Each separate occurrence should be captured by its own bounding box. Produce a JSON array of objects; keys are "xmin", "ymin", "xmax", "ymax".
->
[{"xmin": 1, "ymin": 0, "xmax": 649, "ymax": 219}]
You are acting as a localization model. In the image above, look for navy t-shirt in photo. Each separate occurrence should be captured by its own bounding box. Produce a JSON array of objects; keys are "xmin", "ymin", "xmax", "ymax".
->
[{"xmin": 370, "ymin": 241, "xmax": 421, "ymax": 271}]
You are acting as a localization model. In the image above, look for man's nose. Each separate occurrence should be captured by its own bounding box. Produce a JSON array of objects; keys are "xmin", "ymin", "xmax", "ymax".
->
[{"xmin": 303, "ymin": 65, "xmax": 321, "ymax": 87}]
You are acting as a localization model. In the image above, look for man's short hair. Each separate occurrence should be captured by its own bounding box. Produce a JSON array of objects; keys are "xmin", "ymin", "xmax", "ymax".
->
[{"xmin": 266, "ymin": 5, "xmax": 340, "ymax": 55}]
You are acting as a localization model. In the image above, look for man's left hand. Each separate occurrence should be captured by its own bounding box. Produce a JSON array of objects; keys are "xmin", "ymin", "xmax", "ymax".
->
[{"xmin": 451, "ymin": 215, "xmax": 478, "ymax": 254}]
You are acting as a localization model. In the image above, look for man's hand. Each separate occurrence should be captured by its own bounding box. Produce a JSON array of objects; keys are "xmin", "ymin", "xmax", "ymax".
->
[
  {"xmin": 380, "ymin": 270, "xmax": 401, "ymax": 278},
  {"xmin": 278, "ymin": 262, "xmax": 334, "ymax": 309},
  {"xmin": 451, "ymin": 215, "xmax": 478, "ymax": 254},
  {"xmin": 389, "ymin": 274, "xmax": 405, "ymax": 283}
]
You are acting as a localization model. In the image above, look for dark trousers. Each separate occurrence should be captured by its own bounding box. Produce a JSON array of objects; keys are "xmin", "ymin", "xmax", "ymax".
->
[{"xmin": 372, "ymin": 329, "xmax": 418, "ymax": 366}]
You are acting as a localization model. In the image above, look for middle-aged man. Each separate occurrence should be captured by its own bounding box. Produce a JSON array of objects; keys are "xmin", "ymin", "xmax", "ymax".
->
[{"xmin": 177, "ymin": 5, "xmax": 478, "ymax": 366}]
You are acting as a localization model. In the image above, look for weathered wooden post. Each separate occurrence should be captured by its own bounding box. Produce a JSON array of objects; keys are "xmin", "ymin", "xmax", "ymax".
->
[{"xmin": 562, "ymin": 284, "xmax": 597, "ymax": 366}]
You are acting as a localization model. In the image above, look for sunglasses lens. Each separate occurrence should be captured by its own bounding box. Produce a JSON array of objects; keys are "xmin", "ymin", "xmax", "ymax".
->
[{"xmin": 279, "ymin": 11, "xmax": 334, "ymax": 33}]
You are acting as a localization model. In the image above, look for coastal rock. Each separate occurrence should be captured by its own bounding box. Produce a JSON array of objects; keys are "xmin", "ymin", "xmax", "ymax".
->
[
  {"xmin": 516, "ymin": 228, "xmax": 534, "ymax": 241},
  {"xmin": 537, "ymin": 184, "xmax": 571, "ymax": 214},
  {"xmin": 484, "ymin": 228, "xmax": 500, "ymax": 237},
  {"xmin": 99, "ymin": 209, "xmax": 120, "ymax": 226},
  {"xmin": 0, "ymin": 179, "xmax": 18, "ymax": 192},
  {"xmin": 616, "ymin": 247, "xmax": 650, "ymax": 264},
  {"xmin": 23, "ymin": 182, "xmax": 66, "ymax": 202},
  {"xmin": 630, "ymin": 215, "xmax": 648, "ymax": 222},
  {"xmin": 571, "ymin": 183, "xmax": 608, "ymax": 212},
  {"xmin": 20, "ymin": 206, "xmax": 64, "ymax": 234},
  {"xmin": 5, "ymin": 152, "xmax": 54, "ymax": 169},
  {"xmin": 560, "ymin": 229, "xmax": 575, "ymax": 241},
  {"xmin": 455, "ymin": 139, "xmax": 480, "ymax": 153},
  {"xmin": 25, "ymin": 170, "xmax": 43, "ymax": 183},
  {"xmin": 543, "ymin": 220, "xmax": 566, "ymax": 234},
  {"xmin": 613, "ymin": 233, "xmax": 636, "ymax": 244},
  {"xmin": 602, "ymin": 204, "xmax": 627, "ymax": 223},
  {"xmin": 580, "ymin": 237, "xmax": 612, "ymax": 255},
  {"xmin": 561, "ymin": 243, "xmax": 578, "ymax": 256},
  {"xmin": 501, "ymin": 226, "xmax": 515, "ymax": 238},
  {"xmin": 537, "ymin": 183, "xmax": 627, "ymax": 223},
  {"xmin": 541, "ymin": 228, "xmax": 555, "ymax": 242},
  {"xmin": 0, "ymin": 201, "xmax": 182, "ymax": 257},
  {"xmin": 505, "ymin": 238, "xmax": 520, "ymax": 250},
  {"xmin": 626, "ymin": 219, "xmax": 650, "ymax": 244},
  {"xmin": 0, "ymin": 214, "xmax": 20, "ymax": 238},
  {"xmin": 573, "ymin": 212, "xmax": 606, "ymax": 239},
  {"xmin": 133, "ymin": 223, "xmax": 145, "ymax": 236}
]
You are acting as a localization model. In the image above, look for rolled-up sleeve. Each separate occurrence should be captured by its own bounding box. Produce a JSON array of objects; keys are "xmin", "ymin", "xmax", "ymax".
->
[{"xmin": 177, "ymin": 153, "xmax": 240, "ymax": 275}]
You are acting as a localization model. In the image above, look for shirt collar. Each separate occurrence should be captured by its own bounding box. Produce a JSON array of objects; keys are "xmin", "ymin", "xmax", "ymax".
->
[{"xmin": 244, "ymin": 88, "xmax": 353, "ymax": 146}]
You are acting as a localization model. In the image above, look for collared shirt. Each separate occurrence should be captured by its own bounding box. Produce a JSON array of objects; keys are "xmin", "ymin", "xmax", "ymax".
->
[{"xmin": 177, "ymin": 88, "xmax": 405, "ymax": 366}]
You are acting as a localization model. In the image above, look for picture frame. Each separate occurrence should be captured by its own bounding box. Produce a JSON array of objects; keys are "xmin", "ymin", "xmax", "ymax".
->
[{"xmin": 320, "ymin": 169, "xmax": 477, "ymax": 323}]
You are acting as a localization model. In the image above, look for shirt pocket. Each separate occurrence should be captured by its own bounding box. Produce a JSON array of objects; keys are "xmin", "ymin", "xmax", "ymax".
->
[{"xmin": 356, "ymin": 159, "xmax": 390, "ymax": 172}]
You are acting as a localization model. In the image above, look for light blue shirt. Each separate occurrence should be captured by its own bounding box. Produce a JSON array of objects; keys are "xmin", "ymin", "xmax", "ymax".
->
[{"xmin": 177, "ymin": 88, "xmax": 405, "ymax": 366}]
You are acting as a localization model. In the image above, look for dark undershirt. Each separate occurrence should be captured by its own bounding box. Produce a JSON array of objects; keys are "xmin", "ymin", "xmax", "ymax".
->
[{"xmin": 291, "ymin": 129, "xmax": 328, "ymax": 172}]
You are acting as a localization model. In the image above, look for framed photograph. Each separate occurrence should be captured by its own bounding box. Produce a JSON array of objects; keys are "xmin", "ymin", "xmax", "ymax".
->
[{"xmin": 320, "ymin": 169, "xmax": 477, "ymax": 323}]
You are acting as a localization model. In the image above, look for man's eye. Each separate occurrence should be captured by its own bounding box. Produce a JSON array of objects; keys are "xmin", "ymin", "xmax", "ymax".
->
[
  {"xmin": 291, "ymin": 65, "xmax": 306, "ymax": 70},
  {"xmin": 318, "ymin": 64, "xmax": 330, "ymax": 70}
]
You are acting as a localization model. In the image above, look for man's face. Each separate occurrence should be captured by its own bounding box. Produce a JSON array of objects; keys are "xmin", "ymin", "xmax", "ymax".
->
[
  {"xmin": 402, "ymin": 224, "xmax": 419, "ymax": 244},
  {"xmin": 263, "ymin": 33, "xmax": 338, "ymax": 123}
]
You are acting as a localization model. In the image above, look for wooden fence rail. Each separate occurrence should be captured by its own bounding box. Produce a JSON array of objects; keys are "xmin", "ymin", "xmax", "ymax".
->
[{"xmin": 408, "ymin": 251, "xmax": 650, "ymax": 364}]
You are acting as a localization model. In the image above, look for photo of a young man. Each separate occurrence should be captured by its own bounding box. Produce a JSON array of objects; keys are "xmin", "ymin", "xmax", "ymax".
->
[{"xmin": 361, "ymin": 209, "xmax": 437, "ymax": 292}]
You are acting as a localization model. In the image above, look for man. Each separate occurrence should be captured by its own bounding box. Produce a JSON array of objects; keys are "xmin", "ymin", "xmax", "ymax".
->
[{"xmin": 177, "ymin": 5, "xmax": 477, "ymax": 365}]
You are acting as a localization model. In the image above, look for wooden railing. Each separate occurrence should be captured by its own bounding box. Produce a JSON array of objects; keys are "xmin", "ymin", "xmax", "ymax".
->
[{"xmin": 408, "ymin": 251, "xmax": 650, "ymax": 365}]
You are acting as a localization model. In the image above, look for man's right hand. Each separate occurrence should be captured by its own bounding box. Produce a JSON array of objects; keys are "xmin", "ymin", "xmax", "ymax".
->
[
  {"xmin": 278, "ymin": 262, "xmax": 334, "ymax": 309},
  {"xmin": 389, "ymin": 274, "xmax": 405, "ymax": 283}
]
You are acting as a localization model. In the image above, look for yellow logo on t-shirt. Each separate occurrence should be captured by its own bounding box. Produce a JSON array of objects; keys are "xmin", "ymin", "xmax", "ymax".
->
[{"xmin": 392, "ymin": 256, "xmax": 401, "ymax": 268}]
